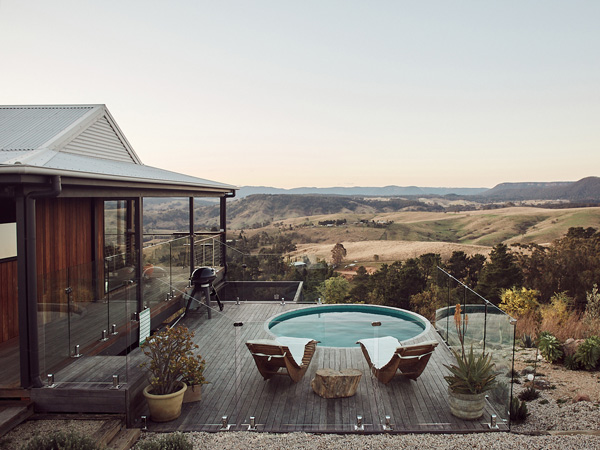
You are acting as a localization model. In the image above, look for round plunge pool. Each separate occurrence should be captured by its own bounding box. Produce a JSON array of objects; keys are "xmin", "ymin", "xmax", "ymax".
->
[{"xmin": 267, "ymin": 304, "xmax": 431, "ymax": 348}]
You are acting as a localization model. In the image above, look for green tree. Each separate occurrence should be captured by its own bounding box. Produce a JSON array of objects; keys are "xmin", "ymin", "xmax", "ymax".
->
[
  {"xmin": 318, "ymin": 276, "xmax": 351, "ymax": 303},
  {"xmin": 331, "ymin": 243, "xmax": 347, "ymax": 266},
  {"xmin": 476, "ymin": 243, "xmax": 523, "ymax": 304},
  {"xmin": 349, "ymin": 266, "xmax": 371, "ymax": 302}
]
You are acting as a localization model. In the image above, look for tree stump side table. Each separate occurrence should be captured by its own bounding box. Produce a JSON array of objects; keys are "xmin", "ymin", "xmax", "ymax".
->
[{"xmin": 311, "ymin": 368, "xmax": 362, "ymax": 399}]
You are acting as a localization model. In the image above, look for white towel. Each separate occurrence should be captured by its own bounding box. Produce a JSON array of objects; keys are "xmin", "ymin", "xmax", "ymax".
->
[
  {"xmin": 276, "ymin": 336, "xmax": 313, "ymax": 366},
  {"xmin": 357, "ymin": 336, "xmax": 401, "ymax": 369}
]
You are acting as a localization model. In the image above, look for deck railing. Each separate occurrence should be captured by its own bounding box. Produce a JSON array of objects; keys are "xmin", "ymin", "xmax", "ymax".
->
[{"xmin": 435, "ymin": 266, "xmax": 516, "ymax": 428}]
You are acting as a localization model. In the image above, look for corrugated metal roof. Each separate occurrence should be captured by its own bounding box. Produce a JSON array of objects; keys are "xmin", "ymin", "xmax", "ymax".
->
[
  {"xmin": 41, "ymin": 150, "xmax": 234, "ymax": 188},
  {"xmin": 0, "ymin": 106, "xmax": 95, "ymax": 150},
  {"xmin": 0, "ymin": 104, "xmax": 237, "ymax": 193}
]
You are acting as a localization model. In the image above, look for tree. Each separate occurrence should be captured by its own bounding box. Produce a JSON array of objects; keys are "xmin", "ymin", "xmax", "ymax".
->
[
  {"xmin": 349, "ymin": 266, "xmax": 371, "ymax": 302},
  {"xmin": 318, "ymin": 276, "xmax": 351, "ymax": 303},
  {"xmin": 331, "ymin": 243, "xmax": 347, "ymax": 266},
  {"xmin": 476, "ymin": 243, "xmax": 523, "ymax": 304}
]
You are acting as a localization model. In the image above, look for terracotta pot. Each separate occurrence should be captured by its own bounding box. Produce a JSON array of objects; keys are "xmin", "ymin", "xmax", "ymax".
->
[
  {"xmin": 143, "ymin": 382, "xmax": 187, "ymax": 422},
  {"xmin": 182, "ymin": 383, "xmax": 203, "ymax": 403},
  {"xmin": 447, "ymin": 388, "xmax": 486, "ymax": 420}
]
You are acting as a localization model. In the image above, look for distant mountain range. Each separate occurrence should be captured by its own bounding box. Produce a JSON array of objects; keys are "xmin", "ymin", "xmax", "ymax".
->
[
  {"xmin": 237, "ymin": 185, "xmax": 487, "ymax": 198},
  {"xmin": 480, "ymin": 177, "xmax": 600, "ymax": 201},
  {"xmin": 236, "ymin": 177, "xmax": 600, "ymax": 202}
]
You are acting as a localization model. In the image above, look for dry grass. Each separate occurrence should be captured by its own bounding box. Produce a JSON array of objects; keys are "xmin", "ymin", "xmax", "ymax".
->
[{"xmin": 516, "ymin": 310, "xmax": 600, "ymax": 342}]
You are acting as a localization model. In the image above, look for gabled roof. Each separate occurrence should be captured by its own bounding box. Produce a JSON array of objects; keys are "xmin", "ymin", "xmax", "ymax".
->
[
  {"xmin": 0, "ymin": 105, "xmax": 237, "ymax": 197},
  {"xmin": 0, "ymin": 105, "xmax": 141, "ymax": 164}
]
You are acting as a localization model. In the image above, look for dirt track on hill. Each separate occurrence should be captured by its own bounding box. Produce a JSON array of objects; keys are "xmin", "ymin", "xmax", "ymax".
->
[{"xmin": 288, "ymin": 240, "xmax": 492, "ymax": 263}]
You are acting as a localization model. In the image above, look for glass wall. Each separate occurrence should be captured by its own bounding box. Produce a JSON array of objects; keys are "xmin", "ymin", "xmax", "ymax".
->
[{"xmin": 435, "ymin": 267, "xmax": 516, "ymax": 427}]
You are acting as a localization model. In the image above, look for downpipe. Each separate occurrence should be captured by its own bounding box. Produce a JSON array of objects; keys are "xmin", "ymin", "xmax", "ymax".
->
[{"xmin": 24, "ymin": 176, "xmax": 62, "ymax": 388}]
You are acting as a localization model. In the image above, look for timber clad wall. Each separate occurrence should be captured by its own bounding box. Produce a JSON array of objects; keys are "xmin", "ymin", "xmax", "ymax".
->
[
  {"xmin": 0, "ymin": 259, "xmax": 18, "ymax": 344},
  {"xmin": 35, "ymin": 198, "xmax": 97, "ymax": 325}
]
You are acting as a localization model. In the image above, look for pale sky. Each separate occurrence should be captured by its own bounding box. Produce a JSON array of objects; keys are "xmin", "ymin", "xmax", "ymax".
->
[{"xmin": 1, "ymin": 1, "xmax": 598, "ymax": 189}]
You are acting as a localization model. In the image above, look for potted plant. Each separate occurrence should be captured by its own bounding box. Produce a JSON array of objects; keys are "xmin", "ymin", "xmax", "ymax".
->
[
  {"xmin": 140, "ymin": 326, "xmax": 207, "ymax": 421},
  {"xmin": 444, "ymin": 304, "xmax": 498, "ymax": 420},
  {"xmin": 181, "ymin": 352, "xmax": 208, "ymax": 403}
]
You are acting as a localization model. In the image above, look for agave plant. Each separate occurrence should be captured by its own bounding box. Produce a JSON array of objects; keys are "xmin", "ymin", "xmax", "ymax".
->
[
  {"xmin": 537, "ymin": 332, "xmax": 563, "ymax": 363},
  {"xmin": 444, "ymin": 345, "xmax": 498, "ymax": 395},
  {"xmin": 574, "ymin": 335, "xmax": 600, "ymax": 370}
]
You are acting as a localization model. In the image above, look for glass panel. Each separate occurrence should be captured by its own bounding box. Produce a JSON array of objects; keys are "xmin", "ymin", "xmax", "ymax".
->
[
  {"xmin": 435, "ymin": 267, "xmax": 515, "ymax": 429},
  {"xmin": 37, "ymin": 261, "xmax": 132, "ymax": 387}
]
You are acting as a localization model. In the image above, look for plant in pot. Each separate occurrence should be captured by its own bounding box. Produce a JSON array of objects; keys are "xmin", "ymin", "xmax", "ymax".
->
[
  {"xmin": 140, "ymin": 326, "xmax": 207, "ymax": 422},
  {"xmin": 444, "ymin": 304, "xmax": 498, "ymax": 420},
  {"xmin": 181, "ymin": 352, "xmax": 208, "ymax": 403}
]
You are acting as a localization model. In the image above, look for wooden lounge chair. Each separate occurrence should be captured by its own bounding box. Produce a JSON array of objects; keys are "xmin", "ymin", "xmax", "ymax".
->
[
  {"xmin": 246, "ymin": 337, "xmax": 318, "ymax": 383},
  {"xmin": 357, "ymin": 336, "xmax": 438, "ymax": 384}
]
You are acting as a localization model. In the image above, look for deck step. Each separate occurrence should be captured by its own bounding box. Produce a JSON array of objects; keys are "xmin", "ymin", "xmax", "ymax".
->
[
  {"xmin": 92, "ymin": 419, "xmax": 123, "ymax": 447},
  {"xmin": 0, "ymin": 401, "xmax": 34, "ymax": 437},
  {"xmin": 107, "ymin": 428, "xmax": 142, "ymax": 450}
]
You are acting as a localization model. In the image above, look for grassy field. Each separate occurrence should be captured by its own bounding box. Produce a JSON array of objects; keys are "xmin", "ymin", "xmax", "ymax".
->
[{"xmin": 241, "ymin": 206, "xmax": 600, "ymax": 266}]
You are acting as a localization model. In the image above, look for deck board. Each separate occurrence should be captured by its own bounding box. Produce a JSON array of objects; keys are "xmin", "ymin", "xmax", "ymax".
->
[{"xmin": 147, "ymin": 302, "xmax": 509, "ymax": 433}]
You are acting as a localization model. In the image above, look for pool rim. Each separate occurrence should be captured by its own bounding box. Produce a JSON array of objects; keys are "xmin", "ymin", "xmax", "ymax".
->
[{"xmin": 264, "ymin": 303, "xmax": 432, "ymax": 348}]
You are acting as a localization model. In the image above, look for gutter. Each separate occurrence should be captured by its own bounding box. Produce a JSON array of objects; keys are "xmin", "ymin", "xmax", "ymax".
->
[{"xmin": 23, "ymin": 175, "xmax": 62, "ymax": 387}]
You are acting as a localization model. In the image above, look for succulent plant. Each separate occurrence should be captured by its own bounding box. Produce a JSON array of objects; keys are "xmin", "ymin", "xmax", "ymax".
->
[
  {"xmin": 444, "ymin": 345, "xmax": 498, "ymax": 395},
  {"xmin": 537, "ymin": 332, "xmax": 563, "ymax": 363},
  {"xmin": 574, "ymin": 335, "xmax": 600, "ymax": 370}
]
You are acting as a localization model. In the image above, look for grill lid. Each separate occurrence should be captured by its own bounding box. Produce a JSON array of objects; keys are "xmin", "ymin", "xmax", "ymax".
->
[{"xmin": 191, "ymin": 267, "xmax": 216, "ymax": 285}]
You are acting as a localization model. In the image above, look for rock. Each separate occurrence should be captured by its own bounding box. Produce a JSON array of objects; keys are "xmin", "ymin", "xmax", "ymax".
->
[
  {"xmin": 573, "ymin": 394, "xmax": 591, "ymax": 403},
  {"xmin": 311, "ymin": 368, "xmax": 362, "ymax": 399},
  {"xmin": 563, "ymin": 338, "xmax": 585, "ymax": 357},
  {"xmin": 522, "ymin": 366, "xmax": 536, "ymax": 375}
]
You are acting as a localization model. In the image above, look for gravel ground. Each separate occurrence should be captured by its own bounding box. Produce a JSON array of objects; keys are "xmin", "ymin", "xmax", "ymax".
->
[{"xmin": 137, "ymin": 431, "xmax": 600, "ymax": 450}]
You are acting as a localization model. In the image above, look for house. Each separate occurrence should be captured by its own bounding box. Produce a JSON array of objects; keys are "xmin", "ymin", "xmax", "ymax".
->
[{"xmin": 0, "ymin": 105, "xmax": 236, "ymax": 421}]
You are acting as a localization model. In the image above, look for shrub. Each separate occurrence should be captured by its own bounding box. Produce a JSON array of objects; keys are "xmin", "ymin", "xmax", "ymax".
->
[
  {"xmin": 510, "ymin": 397, "xmax": 529, "ymax": 423},
  {"xmin": 499, "ymin": 287, "xmax": 539, "ymax": 317},
  {"xmin": 585, "ymin": 284, "xmax": 600, "ymax": 321},
  {"xmin": 518, "ymin": 386, "xmax": 540, "ymax": 401},
  {"xmin": 134, "ymin": 432, "xmax": 193, "ymax": 450},
  {"xmin": 563, "ymin": 354, "xmax": 581, "ymax": 370},
  {"xmin": 574, "ymin": 335, "xmax": 600, "ymax": 370},
  {"xmin": 537, "ymin": 333, "xmax": 563, "ymax": 363},
  {"xmin": 20, "ymin": 431, "xmax": 102, "ymax": 450}
]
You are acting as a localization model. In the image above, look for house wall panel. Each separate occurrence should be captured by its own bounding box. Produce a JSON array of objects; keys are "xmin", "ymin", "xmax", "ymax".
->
[
  {"xmin": 62, "ymin": 117, "xmax": 135, "ymax": 163},
  {"xmin": 35, "ymin": 198, "xmax": 95, "ymax": 324},
  {"xmin": 0, "ymin": 259, "xmax": 18, "ymax": 344}
]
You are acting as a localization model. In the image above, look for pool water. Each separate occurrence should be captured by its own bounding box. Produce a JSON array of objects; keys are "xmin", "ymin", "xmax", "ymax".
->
[{"xmin": 267, "ymin": 305, "xmax": 428, "ymax": 348}]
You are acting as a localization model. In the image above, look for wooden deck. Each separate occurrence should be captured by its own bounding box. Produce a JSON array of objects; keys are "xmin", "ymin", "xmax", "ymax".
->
[{"xmin": 147, "ymin": 302, "xmax": 508, "ymax": 433}]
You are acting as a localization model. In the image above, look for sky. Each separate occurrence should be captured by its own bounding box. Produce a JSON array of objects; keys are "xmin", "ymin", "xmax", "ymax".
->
[{"xmin": 1, "ymin": 1, "xmax": 599, "ymax": 189}]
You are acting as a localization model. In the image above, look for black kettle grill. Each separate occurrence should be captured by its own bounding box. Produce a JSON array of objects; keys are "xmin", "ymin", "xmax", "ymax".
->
[{"xmin": 185, "ymin": 267, "xmax": 223, "ymax": 318}]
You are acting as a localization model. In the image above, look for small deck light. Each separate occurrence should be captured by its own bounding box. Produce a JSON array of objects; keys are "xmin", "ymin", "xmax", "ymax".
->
[
  {"xmin": 141, "ymin": 415, "xmax": 148, "ymax": 431},
  {"xmin": 384, "ymin": 415, "xmax": 393, "ymax": 431},
  {"xmin": 281, "ymin": 297, "xmax": 285, "ymax": 306},
  {"xmin": 489, "ymin": 414, "xmax": 498, "ymax": 429},
  {"xmin": 111, "ymin": 374, "xmax": 121, "ymax": 389},
  {"xmin": 220, "ymin": 415, "xmax": 231, "ymax": 431},
  {"xmin": 317, "ymin": 297, "xmax": 322, "ymax": 304},
  {"xmin": 111, "ymin": 323, "xmax": 118, "ymax": 335},
  {"xmin": 100, "ymin": 330, "xmax": 108, "ymax": 341},
  {"xmin": 236, "ymin": 297, "xmax": 240, "ymax": 305},
  {"xmin": 355, "ymin": 415, "xmax": 364, "ymax": 431},
  {"xmin": 248, "ymin": 416, "xmax": 257, "ymax": 431},
  {"xmin": 131, "ymin": 312, "xmax": 139, "ymax": 321},
  {"xmin": 47, "ymin": 373, "xmax": 55, "ymax": 387},
  {"xmin": 72, "ymin": 344, "xmax": 82, "ymax": 358}
]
